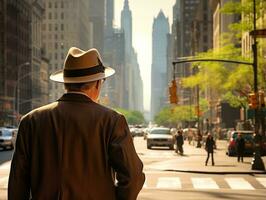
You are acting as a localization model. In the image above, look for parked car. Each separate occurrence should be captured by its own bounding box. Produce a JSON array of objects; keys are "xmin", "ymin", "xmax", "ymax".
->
[
  {"xmin": 146, "ymin": 127, "xmax": 175, "ymax": 150},
  {"xmin": 226, "ymin": 130, "xmax": 266, "ymax": 156},
  {"xmin": 0, "ymin": 127, "xmax": 17, "ymax": 150}
]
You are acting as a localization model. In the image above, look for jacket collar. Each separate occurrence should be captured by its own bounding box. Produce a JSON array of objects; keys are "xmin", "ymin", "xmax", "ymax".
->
[{"xmin": 57, "ymin": 93, "xmax": 94, "ymax": 103}]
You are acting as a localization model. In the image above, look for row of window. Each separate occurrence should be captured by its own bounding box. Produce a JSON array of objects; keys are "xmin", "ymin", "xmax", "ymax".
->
[
  {"xmin": 42, "ymin": 23, "xmax": 64, "ymax": 31},
  {"xmin": 49, "ymin": 52, "xmax": 65, "ymax": 61},
  {"xmin": 42, "ymin": 34, "xmax": 64, "ymax": 40},
  {"xmin": 47, "ymin": 12, "xmax": 64, "ymax": 20},
  {"xmin": 47, "ymin": 1, "xmax": 65, "ymax": 9}
]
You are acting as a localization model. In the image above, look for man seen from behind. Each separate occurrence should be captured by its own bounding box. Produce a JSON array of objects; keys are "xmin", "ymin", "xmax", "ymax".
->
[{"xmin": 8, "ymin": 47, "xmax": 145, "ymax": 200}]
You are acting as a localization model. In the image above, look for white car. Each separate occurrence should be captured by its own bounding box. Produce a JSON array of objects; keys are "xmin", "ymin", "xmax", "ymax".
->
[
  {"xmin": 146, "ymin": 127, "xmax": 175, "ymax": 149},
  {"xmin": 0, "ymin": 127, "xmax": 17, "ymax": 150}
]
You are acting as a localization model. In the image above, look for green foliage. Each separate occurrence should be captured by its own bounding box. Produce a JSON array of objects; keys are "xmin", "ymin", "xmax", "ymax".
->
[
  {"xmin": 182, "ymin": 0, "xmax": 266, "ymax": 108},
  {"xmin": 223, "ymin": 92, "xmax": 248, "ymax": 108},
  {"xmin": 114, "ymin": 108, "xmax": 145, "ymax": 125},
  {"xmin": 154, "ymin": 99, "xmax": 208, "ymax": 126}
]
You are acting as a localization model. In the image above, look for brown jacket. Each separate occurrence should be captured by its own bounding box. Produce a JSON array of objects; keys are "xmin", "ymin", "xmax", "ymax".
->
[{"xmin": 8, "ymin": 93, "xmax": 145, "ymax": 200}]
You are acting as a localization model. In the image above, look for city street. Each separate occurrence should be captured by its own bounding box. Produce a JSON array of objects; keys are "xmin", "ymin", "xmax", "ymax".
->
[
  {"xmin": 1, "ymin": 137, "xmax": 266, "ymax": 199},
  {"xmin": 135, "ymin": 137, "xmax": 266, "ymax": 200}
]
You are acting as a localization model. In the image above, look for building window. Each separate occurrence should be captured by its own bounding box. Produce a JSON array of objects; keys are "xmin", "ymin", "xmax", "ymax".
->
[
  {"xmin": 61, "ymin": 24, "xmax": 64, "ymax": 31},
  {"xmin": 49, "ymin": 2, "xmax": 52, "ymax": 8},
  {"xmin": 203, "ymin": 13, "xmax": 208, "ymax": 21},
  {"xmin": 54, "ymin": 13, "xmax": 58, "ymax": 19},
  {"xmin": 49, "ymin": 12, "xmax": 52, "ymax": 19},
  {"xmin": 55, "ymin": 53, "xmax": 58, "ymax": 60},
  {"xmin": 55, "ymin": 24, "xmax": 58, "ymax": 31},
  {"xmin": 42, "ymin": 24, "xmax": 46, "ymax": 31},
  {"xmin": 49, "ymin": 24, "xmax": 52, "ymax": 31},
  {"xmin": 61, "ymin": 13, "xmax": 64, "ymax": 19},
  {"xmin": 203, "ymin": 35, "xmax": 208, "ymax": 43},
  {"xmin": 61, "ymin": 2, "xmax": 64, "ymax": 8},
  {"xmin": 55, "ymin": 43, "xmax": 58, "ymax": 49},
  {"xmin": 55, "ymin": 2, "xmax": 58, "ymax": 8},
  {"xmin": 61, "ymin": 34, "xmax": 64, "ymax": 40}
]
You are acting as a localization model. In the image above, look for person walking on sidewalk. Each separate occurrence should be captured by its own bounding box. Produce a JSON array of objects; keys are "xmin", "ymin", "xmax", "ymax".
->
[
  {"xmin": 8, "ymin": 47, "xmax": 145, "ymax": 200},
  {"xmin": 175, "ymin": 130, "xmax": 184, "ymax": 155},
  {"xmin": 205, "ymin": 133, "xmax": 215, "ymax": 166},
  {"xmin": 236, "ymin": 133, "xmax": 245, "ymax": 162}
]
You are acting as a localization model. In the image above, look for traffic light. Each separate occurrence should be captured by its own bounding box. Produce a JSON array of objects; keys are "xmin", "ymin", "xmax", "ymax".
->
[
  {"xmin": 169, "ymin": 80, "xmax": 177, "ymax": 104},
  {"xmin": 259, "ymin": 91, "xmax": 265, "ymax": 107},
  {"xmin": 248, "ymin": 93, "xmax": 258, "ymax": 109}
]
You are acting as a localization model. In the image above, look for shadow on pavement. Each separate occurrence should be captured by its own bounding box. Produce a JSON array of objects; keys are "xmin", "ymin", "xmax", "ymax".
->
[{"xmin": 212, "ymin": 164, "xmax": 236, "ymax": 167}]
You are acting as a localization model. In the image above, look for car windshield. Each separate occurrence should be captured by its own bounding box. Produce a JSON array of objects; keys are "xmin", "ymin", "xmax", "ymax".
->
[
  {"xmin": 0, "ymin": 129, "xmax": 12, "ymax": 137},
  {"xmin": 151, "ymin": 129, "xmax": 171, "ymax": 135},
  {"xmin": 233, "ymin": 132, "xmax": 253, "ymax": 141}
]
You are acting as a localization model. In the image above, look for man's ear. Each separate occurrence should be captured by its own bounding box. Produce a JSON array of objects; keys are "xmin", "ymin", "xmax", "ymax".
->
[{"xmin": 95, "ymin": 80, "xmax": 100, "ymax": 89}]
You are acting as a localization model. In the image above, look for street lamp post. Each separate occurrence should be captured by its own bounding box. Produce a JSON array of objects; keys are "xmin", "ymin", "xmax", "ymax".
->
[
  {"xmin": 13, "ymin": 62, "xmax": 30, "ymax": 125},
  {"xmin": 251, "ymin": 0, "xmax": 265, "ymax": 171}
]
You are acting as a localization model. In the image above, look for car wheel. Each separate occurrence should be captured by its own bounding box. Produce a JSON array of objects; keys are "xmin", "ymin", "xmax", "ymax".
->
[
  {"xmin": 147, "ymin": 144, "xmax": 152, "ymax": 149},
  {"xmin": 169, "ymin": 145, "xmax": 174, "ymax": 150}
]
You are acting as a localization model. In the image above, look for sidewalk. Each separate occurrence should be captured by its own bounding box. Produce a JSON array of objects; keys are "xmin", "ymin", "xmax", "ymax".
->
[{"xmin": 147, "ymin": 140, "xmax": 266, "ymax": 174}]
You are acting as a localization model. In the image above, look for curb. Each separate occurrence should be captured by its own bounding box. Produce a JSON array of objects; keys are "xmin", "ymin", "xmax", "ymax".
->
[{"xmin": 162, "ymin": 169, "xmax": 266, "ymax": 175}]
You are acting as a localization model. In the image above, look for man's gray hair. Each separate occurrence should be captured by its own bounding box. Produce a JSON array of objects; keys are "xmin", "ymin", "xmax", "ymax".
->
[{"xmin": 64, "ymin": 81, "xmax": 97, "ymax": 91}]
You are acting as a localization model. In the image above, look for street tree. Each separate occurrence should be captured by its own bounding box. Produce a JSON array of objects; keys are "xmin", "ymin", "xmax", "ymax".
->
[{"xmin": 182, "ymin": 0, "xmax": 266, "ymax": 111}]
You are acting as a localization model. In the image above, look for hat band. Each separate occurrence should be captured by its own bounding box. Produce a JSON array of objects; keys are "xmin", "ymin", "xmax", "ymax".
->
[{"xmin": 64, "ymin": 65, "xmax": 105, "ymax": 77}]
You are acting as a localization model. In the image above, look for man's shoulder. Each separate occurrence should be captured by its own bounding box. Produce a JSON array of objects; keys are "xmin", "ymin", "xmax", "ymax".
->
[
  {"xmin": 94, "ymin": 103, "xmax": 123, "ymax": 119},
  {"xmin": 20, "ymin": 102, "xmax": 58, "ymax": 121}
]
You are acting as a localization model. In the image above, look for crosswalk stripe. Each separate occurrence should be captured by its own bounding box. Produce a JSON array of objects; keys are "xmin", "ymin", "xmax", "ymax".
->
[
  {"xmin": 225, "ymin": 178, "xmax": 254, "ymax": 190},
  {"xmin": 156, "ymin": 177, "xmax": 181, "ymax": 189},
  {"xmin": 256, "ymin": 178, "xmax": 266, "ymax": 188},
  {"xmin": 191, "ymin": 178, "xmax": 219, "ymax": 189}
]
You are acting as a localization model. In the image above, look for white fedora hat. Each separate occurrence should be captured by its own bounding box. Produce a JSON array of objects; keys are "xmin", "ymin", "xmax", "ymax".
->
[{"xmin": 50, "ymin": 47, "xmax": 115, "ymax": 83}]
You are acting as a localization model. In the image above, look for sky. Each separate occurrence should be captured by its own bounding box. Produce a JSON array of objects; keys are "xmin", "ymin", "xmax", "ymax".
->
[{"xmin": 114, "ymin": 0, "xmax": 176, "ymax": 111}]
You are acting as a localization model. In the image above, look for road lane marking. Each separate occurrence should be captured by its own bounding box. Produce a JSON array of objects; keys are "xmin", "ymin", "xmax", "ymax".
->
[
  {"xmin": 256, "ymin": 178, "xmax": 266, "ymax": 188},
  {"xmin": 225, "ymin": 178, "xmax": 254, "ymax": 190},
  {"xmin": 191, "ymin": 178, "xmax": 219, "ymax": 189},
  {"xmin": 156, "ymin": 177, "xmax": 181, "ymax": 189}
]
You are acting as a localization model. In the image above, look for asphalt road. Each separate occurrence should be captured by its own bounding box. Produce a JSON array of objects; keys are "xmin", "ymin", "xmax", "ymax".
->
[
  {"xmin": 134, "ymin": 136, "xmax": 266, "ymax": 200},
  {"xmin": 1, "ymin": 137, "xmax": 266, "ymax": 200}
]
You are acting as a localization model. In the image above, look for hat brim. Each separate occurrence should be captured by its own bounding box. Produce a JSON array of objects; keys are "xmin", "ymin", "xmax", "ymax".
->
[{"xmin": 50, "ymin": 66, "xmax": 115, "ymax": 83}]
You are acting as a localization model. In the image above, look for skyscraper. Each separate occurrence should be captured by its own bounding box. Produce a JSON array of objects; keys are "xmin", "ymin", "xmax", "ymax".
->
[
  {"xmin": 151, "ymin": 10, "xmax": 170, "ymax": 119},
  {"xmin": 42, "ymin": 0, "xmax": 93, "ymax": 102},
  {"xmin": 121, "ymin": 0, "xmax": 143, "ymax": 111},
  {"xmin": 0, "ymin": 0, "xmax": 31, "ymax": 125},
  {"xmin": 88, "ymin": 0, "xmax": 105, "ymax": 53},
  {"xmin": 121, "ymin": 0, "xmax": 132, "ymax": 60}
]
